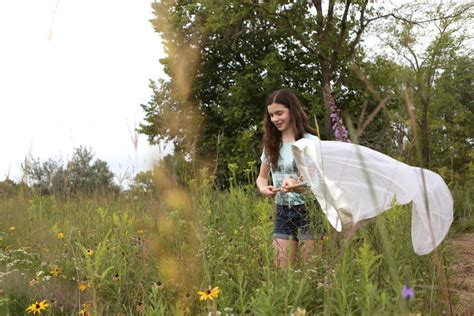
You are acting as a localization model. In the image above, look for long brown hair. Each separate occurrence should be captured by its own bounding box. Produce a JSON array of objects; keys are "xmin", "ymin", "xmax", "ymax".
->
[{"xmin": 263, "ymin": 89, "xmax": 317, "ymax": 169}]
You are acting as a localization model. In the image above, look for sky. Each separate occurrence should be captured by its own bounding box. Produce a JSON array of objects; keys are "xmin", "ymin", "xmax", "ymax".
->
[{"xmin": 0, "ymin": 0, "xmax": 167, "ymax": 185}]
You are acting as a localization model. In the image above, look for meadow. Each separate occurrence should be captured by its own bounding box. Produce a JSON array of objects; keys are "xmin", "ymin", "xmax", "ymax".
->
[{"xmin": 1, "ymin": 167, "xmax": 471, "ymax": 315}]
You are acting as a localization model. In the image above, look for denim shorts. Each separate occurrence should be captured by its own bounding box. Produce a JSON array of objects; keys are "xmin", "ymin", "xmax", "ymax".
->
[{"xmin": 273, "ymin": 204, "xmax": 313, "ymax": 241}]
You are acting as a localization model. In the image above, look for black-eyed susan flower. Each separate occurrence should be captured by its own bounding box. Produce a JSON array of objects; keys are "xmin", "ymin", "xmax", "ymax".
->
[
  {"xmin": 25, "ymin": 300, "xmax": 49, "ymax": 314},
  {"xmin": 86, "ymin": 249, "xmax": 94, "ymax": 256},
  {"xmin": 197, "ymin": 286, "xmax": 220, "ymax": 301},
  {"xmin": 56, "ymin": 232, "xmax": 65, "ymax": 239},
  {"xmin": 323, "ymin": 235, "xmax": 330, "ymax": 241},
  {"xmin": 79, "ymin": 281, "xmax": 91, "ymax": 292},
  {"xmin": 50, "ymin": 265, "xmax": 61, "ymax": 277}
]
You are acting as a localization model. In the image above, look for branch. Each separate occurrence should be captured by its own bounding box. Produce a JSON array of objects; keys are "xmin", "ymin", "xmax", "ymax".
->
[
  {"xmin": 326, "ymin": 0, "xmax": 336, "ymax": 31},
  {"xmin": 356, "ymin": 96, "xmax": 390, "ymax": 137},
  {"xmin": 347, "ymin": 0, "xmax": 369, "ymax": 58},
  {"xmin": 332, "ymin": 0, "xmax": 368, "ymax": 85},
  {"xmin": 249, "ymin": 3, "xmax": 318, "ymax": 57},
  {"xmin": 406, "ymin": 45, "xmax": 420, "ymax": 70},
  {"xmin": 379, "ymin": 36, "xmax": 417, "ymax": 71},
  {"xmin": 330, "ymin": 0, "xmax": 352, "ymax": 73},
  {"xmin": 312, "ymin": 0, "xmax": 325, "ymax": 29},
  {"xmin": 366, "ymin": 3, "xmax": 474, "ymax": 25}
]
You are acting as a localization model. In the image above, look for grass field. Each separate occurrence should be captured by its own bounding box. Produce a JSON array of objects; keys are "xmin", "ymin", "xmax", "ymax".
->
[{"xmin": 0, "ymin": 173, "xmax": 471, "ymax": 315}]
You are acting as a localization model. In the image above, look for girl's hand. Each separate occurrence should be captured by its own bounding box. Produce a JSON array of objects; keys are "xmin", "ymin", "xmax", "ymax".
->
[
  {"xmin": 282, "ymin": 178, "xmax": 305, "ymax": 193},
  {"xmin": 260, "ymin": 185, "xmax": 276, "ymax": 198}
]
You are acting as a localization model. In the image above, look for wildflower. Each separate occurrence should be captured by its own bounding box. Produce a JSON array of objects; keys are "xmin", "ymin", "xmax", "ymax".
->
[
  {"xmin": 137, "ymin": 229, "xmax": 144, "ymax": 235},
  {"xmin": 323, "ymin": 235, "xmax": 330, "ymax": 241},
  {"xmin": 29, "ymin": 277, "xmax": 40, "ymax": 287},
  {"xmin": 324, "ymin": 86, "xmax": 350, "ymax": 143},
  {"xmin": 291, "ymin": 307, "xmax": 306, "ymax": 316},
  {"xmin": 401, "ymin": 284, "xmax": 415, "ymax": 300},
  {"xmin": 79, "ymin": 303, "xmax": 90, "ymax": 315},
  {"xmin": 50, "ymin": 265, "xmax": 61, "ymax": 277},
  {"xmin": 56, "ymin": 232, "xmax": 65, "ymax": 239},
  {"xmin": 25, "ymin": 300, "xmax": 49, "ymax": 314},
  {"xmin": 9, "ymin": 226, "xmax": 15, "ymax": 231},
  {"xmin": 86, "ymin": 249, "xmax": 94, "ymax": 256},
  {"xmin": 79, "ymin": 281, "xmax": 91, "ymax": 292},
  {"xmin": 135, "ymin": 301, "xmax": 145, "ymax": 313},
  {"xmin": 152, "ymin": 281, "xmax": 163, "ymax": 289},
  {"xmin": 198, "ymin": 286, "xmax": 220, "ymax": 301},
  {"xmin": 112, "ymin": 273, "xmax": 120, "ymax": 283}
]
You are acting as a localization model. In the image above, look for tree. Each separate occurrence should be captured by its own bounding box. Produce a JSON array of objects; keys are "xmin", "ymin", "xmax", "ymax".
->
[
  {"xmin": 429, "ymin": 56, "xmax": 473, "ymax": 179},
  {"xmin": 378, "ymin": 0, "xmax": 473, "ymax": 167},
  {"xmin": 26, "ymin": 157, "xmax": 64, "ymax": 195},
  {"xmin": 130, "ymin": 170, "xmax": 155, "ymax": 193},
  {"xmin": 24, "ymin": 146, "xmax": 118, "ymax": 196},
  {"xmin": 140, "ymin": 0, "xmax": 399, "ymax": 184},
  {"xmin": 0, "ymin": 178, "xmax": 17, "ymax": 198}
]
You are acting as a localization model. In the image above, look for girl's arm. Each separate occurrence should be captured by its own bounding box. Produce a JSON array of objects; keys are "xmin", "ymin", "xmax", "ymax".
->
[{"xmin": 256, "ymin": 162, "xmax": 276, "ymax": 198}]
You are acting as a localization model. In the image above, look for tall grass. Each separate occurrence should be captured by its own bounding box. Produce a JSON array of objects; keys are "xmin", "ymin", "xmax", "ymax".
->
[{"xmin": 1, "ymin": 171, "xmax": 464, "ymax": 315}]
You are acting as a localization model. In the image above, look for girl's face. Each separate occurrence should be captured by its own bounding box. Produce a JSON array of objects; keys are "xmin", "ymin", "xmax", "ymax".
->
[{"xmin": 267, "ymin": 103, "xmax": 292, "ymax": 133}]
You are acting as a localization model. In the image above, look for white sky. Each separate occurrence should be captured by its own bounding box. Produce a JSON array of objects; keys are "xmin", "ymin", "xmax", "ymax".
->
[{"xmin": 0, "ymin": 0, "xmax": 167, "ymax": 185}]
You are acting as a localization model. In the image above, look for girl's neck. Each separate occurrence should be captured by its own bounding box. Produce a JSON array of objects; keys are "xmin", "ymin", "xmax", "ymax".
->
[{"xmin": 281, "ymin": 129, "xmax": 295, "ymax": 144}]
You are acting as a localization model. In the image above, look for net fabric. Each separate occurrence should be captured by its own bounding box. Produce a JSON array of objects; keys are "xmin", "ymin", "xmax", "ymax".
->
[{"xmin": 292, "ymin": 137, "xmax": 453, "ymax": 255}]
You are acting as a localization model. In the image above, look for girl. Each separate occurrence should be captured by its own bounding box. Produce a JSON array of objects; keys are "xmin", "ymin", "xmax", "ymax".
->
[{"xmin": 256, "ymin": 88, "xmax": 319, "ymax": 268}]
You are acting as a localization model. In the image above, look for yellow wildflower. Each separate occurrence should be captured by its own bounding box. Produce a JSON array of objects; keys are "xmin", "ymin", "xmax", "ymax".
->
[
  {"xmin": 86, "ymin": 249, "xmax": 94, "ymax": 256},
  {"xmin": 26, "ymin": 300, "xmax": 49, "ymax": 314},
  {"xmin": 79, "ymin": 309, "xmax": 90, "ymax": 316},
  {"xmin": 56, "ymin": 232, "xmax": 65, "ymax": 239},
  {"xmin": 323, "ymin": 235, "xmax": 330, "ymax": 241},
  {"xmin": 9, "ymin": 226, "xmax": 15, "ymax": 231},
  {"xmin": 50, "ymin": 265, "xmax": 61, "ymax": 277},
  {"xmin": 79, "ymin": 281, "xmax": 91, "ymax": 292},
  {"xmin": 197, "ymin": 286, "xmax": 220, "ymax": 301}
]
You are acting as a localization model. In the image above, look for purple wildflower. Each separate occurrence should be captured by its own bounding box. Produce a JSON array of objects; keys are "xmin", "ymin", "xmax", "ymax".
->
[
  {"xmin": 324, "ymin": 87, "xmax": 351, "ymax": 143},
  {"xmin": 401, "ymin": 284, "xmax": 414, "ymax": 300}
]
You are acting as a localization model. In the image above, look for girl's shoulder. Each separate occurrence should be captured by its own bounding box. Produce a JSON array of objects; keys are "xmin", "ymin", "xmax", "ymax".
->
[{"xmin": 303, "ymin": 133, "xmax": 319, "ymax": 141}]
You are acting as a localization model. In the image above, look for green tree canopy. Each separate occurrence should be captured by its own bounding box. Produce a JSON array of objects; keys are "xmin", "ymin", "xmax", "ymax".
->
[
  {"xmin": 139, "ymin": 0, "xmax": 396, "ymax": 184},
  {"xmin": 24, "ymin": 146, "xmax": 118, "ymax": 196}
]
